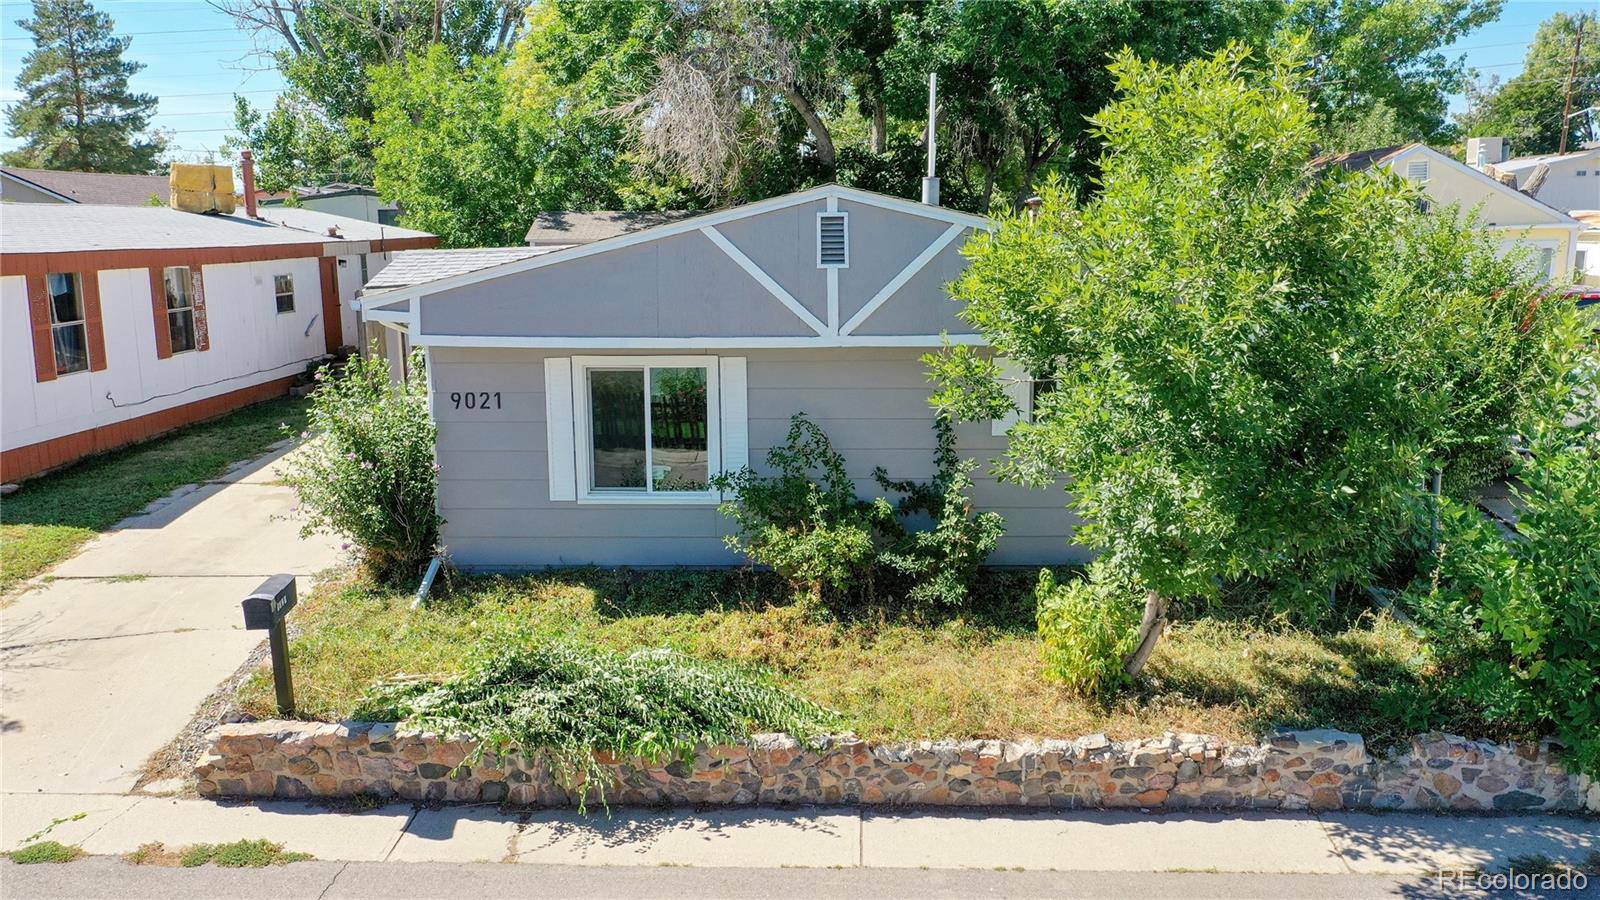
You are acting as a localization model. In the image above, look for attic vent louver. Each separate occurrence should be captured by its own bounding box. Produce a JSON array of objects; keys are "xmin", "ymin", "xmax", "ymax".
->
[
  {"xmin": 817, "ymin": 213, "xmax": 848, "ymax": 268},
  {"xmin": 1405, "ymin": 160, "xmax": 1429, "ymax": 181}
]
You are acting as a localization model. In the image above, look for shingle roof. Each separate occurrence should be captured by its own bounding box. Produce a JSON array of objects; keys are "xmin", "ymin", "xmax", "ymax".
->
[
  {"xmin": 0, "ymin": 204, "xmax": 434, "ymax": 254},
  {"xmin": 362, "ymin": 247, "xmax": 569, "ymax": 293},
  {"xmin": 1307, "ymin": 145, "xmax": 1410, "ymax": 174},
  {"xmin": 252, "ymin": 206, "xmax": 433, "ymax": 243},
  {"xmin": 524, "ymin": 209, "xmax": 702, "ymax": 246},
  {"xmin": 0, "ymin": 166, "xmax": 171, "ymax": 205},
  {"xmin": 1496, "ymin": 147, "xmax": 1600, "ymax": 172}
]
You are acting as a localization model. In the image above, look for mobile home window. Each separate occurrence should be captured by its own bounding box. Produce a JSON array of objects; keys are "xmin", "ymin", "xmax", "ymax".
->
[
  {"xmin": 47, "ymin": 272, "xmax": 88, "ymax": 375},
  {"xmin": 359, "ymin": 253, "xmax": 370, "ymax": 284},
  {"xmin": 274, "ymin": 274, "xmax": 295, "ymax": 313},
  {"xmin": 164, "ymin": 266, "xmax": 197, "ymax": 353},
  {"xmin": 575, "ymin": 357, "xmax": 720, "ymax": 502}
]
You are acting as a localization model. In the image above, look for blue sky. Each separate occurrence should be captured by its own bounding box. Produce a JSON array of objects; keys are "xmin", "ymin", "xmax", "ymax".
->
[{"xmin": 0, "ymin": 0, "xmax": 1593, "ymax": 166}]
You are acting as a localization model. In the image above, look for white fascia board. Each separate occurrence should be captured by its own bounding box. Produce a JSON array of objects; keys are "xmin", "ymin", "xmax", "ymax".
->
[
  {"xmin": 384, "ymin": 185, "xmax": 994, "ymax": 312},
  {"xmin": 1396, "ymin": 145, "xmax": 1583, "ymax": 227},
  {"xmin": 410, "ymin": 333, "xmax": 988, "ymax": 349}
]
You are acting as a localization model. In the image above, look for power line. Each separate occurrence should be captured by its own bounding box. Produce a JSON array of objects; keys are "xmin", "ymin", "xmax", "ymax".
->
[{"xmin": 1, "ymin": 27, "xmax": 239, "ymax": 41}]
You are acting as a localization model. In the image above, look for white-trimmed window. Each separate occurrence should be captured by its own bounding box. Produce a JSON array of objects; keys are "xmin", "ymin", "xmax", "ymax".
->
[
  {"xmin": 47, "ymin": 272, "xmax": 88, "ymax": 375},
  {"xmin": 163, "ymin": 266, "xmax": 197, "ymax": 352},
  {"xmin": 991, "ymin": 357, "xmax": 1054, "ymax": 436},
  {"xmin": 274, "ymin": 274, "xmax": 295, "ymax": 313},
  {"xmin": 559, "ymin": 356, "xmax": 734, "ymax": 504}
]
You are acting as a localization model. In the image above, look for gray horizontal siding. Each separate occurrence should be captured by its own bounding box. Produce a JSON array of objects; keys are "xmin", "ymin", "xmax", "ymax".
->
[{"xmin": 430, "ymin": 346, "xmax": 1081, "ymax": 569}]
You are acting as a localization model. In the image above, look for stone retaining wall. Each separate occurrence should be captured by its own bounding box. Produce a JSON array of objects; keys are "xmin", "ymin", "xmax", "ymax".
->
[{"xmin": 197, "ymin": 723, "xmax": 1597, "ymax": 813}]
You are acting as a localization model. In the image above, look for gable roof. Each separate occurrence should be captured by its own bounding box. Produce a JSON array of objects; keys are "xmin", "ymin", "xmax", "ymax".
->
[
  {"xmin": 382, "ymin": 184, "xmax": 989, "ymax": 306},
  {"xmin": 1, "ymin": 166, "xmax": 170, "ymax": 205},
  {"xmin": 1314, "ymin": 143, "xmax": 1581, "ymax": 227},
  {"xmin": 1308, "ymin": 145, "xmax": 1409, "ymax": 174},
  {"xmin": 526, "ymin": 210, "xmax": 701, "ymax": 246}
]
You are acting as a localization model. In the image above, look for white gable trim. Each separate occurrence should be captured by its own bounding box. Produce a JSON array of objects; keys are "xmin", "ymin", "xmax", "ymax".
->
[
  {"xmin": 841, "ymin": 223, "xmax": 966, "ymax": 335},
  {"xmin": 1388, "ymin": 145, "xmax": 1583, "ymax": 227},
  {"xmin": 384, "ymin": 186, "xmax": 991, "ymax": 311},
  {"xmin": 700, "ymin": 225, "xmax": 829, "ymax": 335},
  {"xmin": 410, "ymin": 333, "xmax": 988, "ymax": 350}
]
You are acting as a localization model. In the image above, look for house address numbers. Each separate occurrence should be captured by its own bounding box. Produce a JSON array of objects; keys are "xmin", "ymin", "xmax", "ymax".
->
[{"xmin": 449, "ymin": 391, "xmax": 502, "ymax": 410}]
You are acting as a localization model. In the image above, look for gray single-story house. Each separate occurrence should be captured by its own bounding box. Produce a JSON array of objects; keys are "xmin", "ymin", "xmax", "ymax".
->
[{"xmin": 358, "ymin": 184, "xmax": 1083, "ymax": 569}]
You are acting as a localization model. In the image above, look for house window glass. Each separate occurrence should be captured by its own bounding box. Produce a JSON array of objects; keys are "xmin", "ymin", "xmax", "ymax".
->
[
  {"xmin": 359, "ymin": 253, "xmax": 370, "ymax": 284},
  {"xmin": 274, "ymin": 274, "xmax": 295, "ymax": 313},
  {"xmin": 47, "ymin": 272, "xmax": 88, "ymax": 375},
  {"xmin": 1538, "ymin": 247, "xmax": 1556, "ymax": 280},
  {"xmin": 582, "ymin": 360, "xmax": 714, "ymax": 497},
  {"xmin": 164, "ymin": 266, "xmax": 196, "ymax": 352}
]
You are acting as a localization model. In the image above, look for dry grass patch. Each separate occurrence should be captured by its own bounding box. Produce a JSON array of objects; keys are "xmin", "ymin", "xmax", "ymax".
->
[{"xmin": 240, "ymin": 570, "xmax": 1436, "ymax": 745}]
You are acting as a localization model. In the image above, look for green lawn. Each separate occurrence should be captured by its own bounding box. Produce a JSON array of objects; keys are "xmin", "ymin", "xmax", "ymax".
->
[
  {"xmin": 241, "ymin": 568, "xmax": 1453, "ymax": 747},
  {"xmin": 1, "ymin": 396, "xmax": 310, "ymax": 595}
]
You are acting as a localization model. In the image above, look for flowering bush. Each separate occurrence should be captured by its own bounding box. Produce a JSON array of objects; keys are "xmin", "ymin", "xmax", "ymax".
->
[{"xmin": 281, "ymin": 349, "xmax": 442, "ymax": 581}]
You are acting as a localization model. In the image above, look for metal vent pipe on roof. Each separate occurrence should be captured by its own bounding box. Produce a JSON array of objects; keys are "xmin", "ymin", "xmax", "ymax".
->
[{"xmin": 922, "ymin": 72, "xmax": 940, "ymax": 206}]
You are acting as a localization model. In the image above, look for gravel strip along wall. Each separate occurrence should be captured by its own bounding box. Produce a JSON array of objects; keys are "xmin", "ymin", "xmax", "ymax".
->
[{"xmin": 197, "ymin": 724, "xmax": 1597, "ymax": 812}]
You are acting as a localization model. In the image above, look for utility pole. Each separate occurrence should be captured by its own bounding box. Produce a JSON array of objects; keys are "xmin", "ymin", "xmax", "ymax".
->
[{"xmin": 1558, "ymin": 18, "xmax": 1586, "ymax": 154}]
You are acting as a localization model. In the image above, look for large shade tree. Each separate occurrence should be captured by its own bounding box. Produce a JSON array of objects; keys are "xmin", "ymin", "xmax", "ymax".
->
[
  {"xmin": 4, "ymin": 0, "xmax": 166, "ymax": 172},
  {"xmin": 929, "ymin": 42, "xmax": 1587, "ymax": 675}
]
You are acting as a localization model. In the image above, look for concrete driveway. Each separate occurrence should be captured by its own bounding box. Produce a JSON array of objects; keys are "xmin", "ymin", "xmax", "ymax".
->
[{"xmin": 0, "ymin": 442, "xmax": 342, "ymax": 798}]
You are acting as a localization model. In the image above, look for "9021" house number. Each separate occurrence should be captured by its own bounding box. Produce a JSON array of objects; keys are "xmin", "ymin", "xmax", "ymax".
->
[{"xmin": 449, "ymin": 391, "xmax": 501, "ymax": 410}]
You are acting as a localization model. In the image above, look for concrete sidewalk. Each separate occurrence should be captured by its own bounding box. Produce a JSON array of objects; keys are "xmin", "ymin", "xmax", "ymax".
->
[
  {"xmin": 0, "ymin": 442, "xmax": 342, "ymax": 796},
  {"xmin": 2, "ymin": 794, "xmax": 1594, "ymax": 875}
]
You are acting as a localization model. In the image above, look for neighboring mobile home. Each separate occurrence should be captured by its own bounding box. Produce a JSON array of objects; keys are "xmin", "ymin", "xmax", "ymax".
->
[
  {"xmin": 361, "ymin": 184, "xmax": 1084, "ymax": 569},
  {"xmin": 0, "ymin": 204, "xmax": 437, "ymax": 481}
]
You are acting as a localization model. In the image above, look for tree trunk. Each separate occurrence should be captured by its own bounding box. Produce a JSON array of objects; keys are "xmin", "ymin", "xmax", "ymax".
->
[
  {"xmin": 869, "ymin": 97, "xmax": 887, "ymax": 154},
  {"xmin": 781, "ymin": 85, "xmax": 835, "ymax": 169},
  {"xmin": 1122, "ymin": 589, "xmax": 1169, "ymax": 677}
]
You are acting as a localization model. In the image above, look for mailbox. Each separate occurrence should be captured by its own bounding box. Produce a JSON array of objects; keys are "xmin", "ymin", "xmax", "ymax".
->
[
  {"xmin": 242, "ymin": 573, "xmax": 297, "ymax": 630},
  {"xmin": 242, "ymin": 574, "xmax": 297, "ymax": 716}
]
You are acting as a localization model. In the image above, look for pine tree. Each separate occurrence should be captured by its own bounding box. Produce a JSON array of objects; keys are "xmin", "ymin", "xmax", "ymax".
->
[{"xmin": 3, "ymin": 0, "xmax": 166, "ymax": 173}]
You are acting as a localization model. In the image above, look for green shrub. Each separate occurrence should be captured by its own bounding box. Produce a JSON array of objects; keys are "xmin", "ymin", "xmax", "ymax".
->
[
  {"xmin": 1035, "ymin": 563, "xmax": 1143, "ymax": 697},
  {"xmin": 179, "ymin": 839, "xmax": 312, "ymax": 868},
  {"xmin": 3, "ymin": 841, "xmax": 82, "ymax": 864},
  {"xmin": 281, "ymin": 348, "xmax": 442, "ymax": 581},
  {"xmin": 358, "ymin": 636, "xmax": 840, "ymax": 811},
  {"xmin": 711, "ymin": 414, "xmax": 892, "ymax": 600},
  {"xmin": 875, "ymin": 416, "xmax": 1005, "ymax": 607},
  {"xmin": 1406, "ymin": 431, "xmax": 1600, "ymax": 775}
]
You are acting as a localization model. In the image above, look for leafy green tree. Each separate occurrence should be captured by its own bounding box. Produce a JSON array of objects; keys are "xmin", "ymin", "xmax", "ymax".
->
[
  {"xmin": 1283, "ymin": 0, "xmax": 1503, "ymax": 144},
  {"xmin": 219, "ymin": 0, "xmax": 525, "ymax": 187},
  {"xmin": 367, "ymin": 45, "xmax": 690, "ymax": 247},
  {"xmin": 928, "ymin": 43, "xmax": 1587, "ymax": 676},
  {"xmin": 223, "ymin": 94, "xmax": 372, "ymax": 193},
  {"xmin": 1457, "ymin": 11, "xmax": 1599, "ymax": 155},
  {"xmin": 3, "ymin": 0, "xmax": 166, "ymax": 172}
]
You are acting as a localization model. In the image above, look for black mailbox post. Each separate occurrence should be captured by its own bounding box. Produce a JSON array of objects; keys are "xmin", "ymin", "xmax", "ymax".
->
[{"xmin": 242, "ymin": 574, "xmax": 297, "ymax": 717}]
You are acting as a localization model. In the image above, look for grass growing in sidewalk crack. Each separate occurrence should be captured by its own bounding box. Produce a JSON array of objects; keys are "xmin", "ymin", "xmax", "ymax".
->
[
  {"xmin": 126, "ymin": 839, "xmax": 313, "ymax": 868},
  {"xmin": 4, "ymin": 841, "xmax": 84, "ymax": 864}
]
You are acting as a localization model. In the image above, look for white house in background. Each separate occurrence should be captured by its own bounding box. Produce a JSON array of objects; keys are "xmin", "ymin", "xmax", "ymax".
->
[
  {"xmin": 1317, "ymin": 143, "xmax": 1585, "ymax": 283},
  {"xmin": 1465, "ymin": 138, "xmax": 1600, "ymax": 215},
  {"xmin": 260, "ymin": 183, "xmax": 402, "ymax": 226},
  {"xmin": 0, "ymin": 203, "xmax": 436, "ymax": 482}
]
